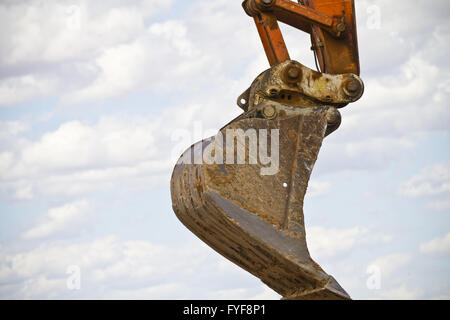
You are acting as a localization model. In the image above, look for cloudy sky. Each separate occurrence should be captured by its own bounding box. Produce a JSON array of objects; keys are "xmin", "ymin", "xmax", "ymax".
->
[{"xmin": 0, "ymin": 0, "xmax": 449, "ymax": 299}]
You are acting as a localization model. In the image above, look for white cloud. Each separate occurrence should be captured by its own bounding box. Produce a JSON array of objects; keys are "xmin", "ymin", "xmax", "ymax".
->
[
  {"xmin": 0, "ymin": 0, "xmax": 178, "ymax": 105},
  {"xmin": 306, "ymin": 226, "xmax": 392, "ymax": 259},
  {"xmin": 427, "ymin": 199, "xmax": 450, "ymax": 212},
  {"xmin": 65, "ymin": 41, "xmax": 148, "ymax": 103},
  {"xmin": 399, "ymin": 163, "xmax": 450, "ymax": 197},
  {"xmin": 368, "ymin": 253, "xmax": 411, "ymax": 277},
  {"xmin": 399, "ymin": 163, "xmax": 450, "ymax": 212},
  {"xmin": 307, "ymin": 226, "xmax": 368, "ymax": 258},
  {"xmin": 64, "ymin": 18, "xmax": 218, "ymax": 103},
  {"xmin": 0, "ymin": 116, "xmax": 166, "ymax": 199},
  {"xmin": 0, "ymin": 74, "xmax": 56, "ymax": 106},
  {"xmin": 21, "ymin": 118, "xmax": 158, "ymax": 170},
  {"xmin": 22, "ymin": 200, "xmax": 90, "ymax": 240},
  {"xmin": 14, "ymin": 183, "xmax": 34, "ymax": 200},
  {"xmin": 306, "ymin": 181, "xmax": 331, "ymax": 198},
  {"xmin": 148, "ymin": 21, "xmax": 198, "ymax": 58},
  {"xmin": 0, "ymin": 121, "xmax": 29, "ymax": 150},
  {"xmin": 0, "ymin": 236, "xmax": 275, "ymax": 299},
  {"xmin": 0, "ymin": 121, "xmax": 27, "ymax": 136},
  {"xmin": 0, "ymin": 0, "xmax": 172, "ymax": 66},
  {"xmin": 356, "ymin": 0, "xmax": 450, "ymax": 73},
  {"xmin": 420, "ymin": 233, "xmax": 450, "ymax": 255},
  {"xmin": 377, "ymin": 285, "xmax": 422, "ymax": 300}
]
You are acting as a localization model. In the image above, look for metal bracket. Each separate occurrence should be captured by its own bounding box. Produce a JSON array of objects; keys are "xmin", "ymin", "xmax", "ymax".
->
[{"xmin": 237, "ymin": 59, "xmax": 364, "ymax": 112}]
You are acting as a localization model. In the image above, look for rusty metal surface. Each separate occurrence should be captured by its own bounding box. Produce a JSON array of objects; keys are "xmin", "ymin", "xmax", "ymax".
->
[
  {"xmin": 238, "ymin": 60, "xmax": 364, "ymax": 112},
  {"xmin": 244, "ymin": 0, "xmax": 337, "ymax": 33},
  {"xmin": 307, "ymin": 0, "xmax": 360, "ymax": 74},
  {"xmin": 242, "ymin": 0, "xmax": 361, "ymax": 74}
]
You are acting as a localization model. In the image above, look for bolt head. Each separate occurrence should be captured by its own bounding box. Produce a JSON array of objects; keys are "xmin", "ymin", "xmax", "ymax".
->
[
  {"xmin": 262, "ymin": 105, "xmax": 276, "ymax": 119},
  {"xmin": 336, "ymin": 22, "xmax": 346, "ymax": 32},
  {"xmin": 346, "ymin": 80, "xmax": 359, "ymax": 92},
  {"xmin": 283, "ymin": 65, "xmax": 302, "ymax": 84},
  {"xmin": 343, "ymin": 78, "xmax": 362, "ymax": 97},
  {"xmin": 326, "ymin": 108, "xmax": 341, "ymax": 125},
  {"xmin": 287, "ymin": 67, "xmax": 300, "ymax": 79}
]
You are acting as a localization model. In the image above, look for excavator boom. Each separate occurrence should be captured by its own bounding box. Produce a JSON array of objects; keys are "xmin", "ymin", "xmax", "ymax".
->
[{"xmin": 243, "ymin": 0, "xmax": 360, "ymax": 74}]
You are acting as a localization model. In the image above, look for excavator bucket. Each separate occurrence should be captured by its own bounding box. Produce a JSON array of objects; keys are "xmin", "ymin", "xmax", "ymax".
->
[{"xmin": 170, "ymin": 0, "xmax": 364, "ymax": 300}]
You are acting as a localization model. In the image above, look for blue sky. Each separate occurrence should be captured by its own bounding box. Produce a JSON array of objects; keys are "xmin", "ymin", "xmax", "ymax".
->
[{"xmin": 0, "ymin": 0, "xmax": 449, "ymax": 299}]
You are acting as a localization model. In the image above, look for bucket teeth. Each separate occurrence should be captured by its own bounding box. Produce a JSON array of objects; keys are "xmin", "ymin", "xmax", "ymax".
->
[{"xmin": 170, "ymin": 104, "xmax": 350, "ymax": 300}]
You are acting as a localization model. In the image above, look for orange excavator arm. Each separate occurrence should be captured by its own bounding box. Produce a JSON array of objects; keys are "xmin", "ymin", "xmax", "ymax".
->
[{"xmin": 243, "ymin": 0, "xmax": 360, "ymax": 75}]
